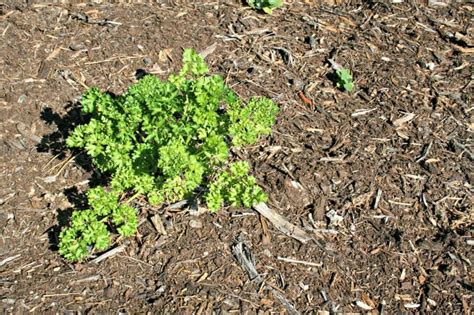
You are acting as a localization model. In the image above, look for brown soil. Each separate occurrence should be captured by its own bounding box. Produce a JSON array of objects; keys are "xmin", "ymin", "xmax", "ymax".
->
[{"xmin": 1, "ymin": 1, "xmax": 473, "ymax": 314}]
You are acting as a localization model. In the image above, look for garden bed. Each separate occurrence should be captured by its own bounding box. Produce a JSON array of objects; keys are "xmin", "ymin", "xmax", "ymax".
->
[{"xmin": 0, "ymin": 1, "xmax": 472, "ymax": 313}]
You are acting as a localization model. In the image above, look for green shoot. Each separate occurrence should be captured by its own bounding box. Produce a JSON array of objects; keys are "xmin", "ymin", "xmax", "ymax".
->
[
  {"xmin": 247, "ymin": 0, "xmax": 283, "ymax": 14},
  {"xmin": 336, "ymin": 68, "xmax": 354, "ymax": 92}
]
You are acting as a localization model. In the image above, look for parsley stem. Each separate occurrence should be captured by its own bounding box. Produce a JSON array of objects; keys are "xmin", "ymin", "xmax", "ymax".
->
[{"xmin": 125, "ymin": 191, "xmax": 141, "ymax": 204}]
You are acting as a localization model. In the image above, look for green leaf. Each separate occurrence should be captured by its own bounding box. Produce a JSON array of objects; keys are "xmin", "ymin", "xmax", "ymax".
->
[
  {"xmin": 112, "ymin": 205, "xmax": 137, "ymax": 237},
  {"xmin": 269, "ymin": 0, "xmax": 283, "ymax": 6},
  {"xmin": 205, "ymin": 161, "xmax": 267, "ymax": 212},
  {"xmin": 336, "ymin": 68, "xmax": 354, "ymax": 92},
  {"xmin": 248, "ymin": 0, "xmax": 283, "ymax": 13},
  {"xmin": 58, "ymin": 188, "xmax": 137, "ymax": 261},
  {"xmin": 228, "ymin": 97, "xmax": 279, "ymax": 146},
  {"xmin": 181, "ymin": 49, "xmax": 208, "ymax": 77},
  {"xmin": 343, "ymin": 81, "xmax": 354, "ymax": 92},
  {"xmin": 262, "ymin": 7, "xmax": 273, "ymax": 14},
  {"xmin": 58, "ymin": 228, "xmax": 89, "ymax": 261},
  {"xmin": 87, "ymin": 187, "xmax": 119, "ymax": 217}
]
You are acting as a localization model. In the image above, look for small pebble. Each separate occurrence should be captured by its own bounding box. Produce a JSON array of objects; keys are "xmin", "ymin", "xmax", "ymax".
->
[
  {"xmin": 305, "ymin": 35, "xmax": 316, "ymax": 49},
  {"xmin": 17, "ymin": 95, "xmax": 27, "ymax": 104},
  {"xmin": 426, "ymin": 62, "xmax": 436, "ymax": 70},
  {"xmin": 143, "ymin": 57, "xmax": 152, "ymax": 66},
  {"xmin": 69, "ymin": 43, "xmax": 85, "ymax": 51}
]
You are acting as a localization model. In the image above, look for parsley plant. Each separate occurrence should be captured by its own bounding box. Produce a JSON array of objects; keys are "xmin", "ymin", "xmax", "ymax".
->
[{"xmin": 59, "ymin": 49, "xmax": 278, "ymax": 261}]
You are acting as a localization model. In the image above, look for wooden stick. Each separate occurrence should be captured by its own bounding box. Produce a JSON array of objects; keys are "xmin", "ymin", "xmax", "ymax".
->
[
  {"xmin": 252, "ymin": 202, "xmax": 311, "ymax": 244},
  {"xmin": 277, "ymin": 256, "xmax": 323, "ymax": 267}
]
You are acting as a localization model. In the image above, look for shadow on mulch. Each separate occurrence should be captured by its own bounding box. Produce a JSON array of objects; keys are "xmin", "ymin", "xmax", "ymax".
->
[
  {"xmin": 45, "ymin": 186, "xmax": 92, "ymax": 251},
  {"xmin": 38, "ymin": 103, "xmax": 86, "ymax": 159},
  {"xmin": 325, "ymin": 71, "xmax": 339, "ymax": 89},
  {"xmin": 37, "ymin": 102, "xmax": 108, "ymax": 251}
]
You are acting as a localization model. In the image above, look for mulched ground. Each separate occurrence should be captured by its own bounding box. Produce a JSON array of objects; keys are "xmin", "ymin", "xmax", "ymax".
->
[{"xmin": 1, "ymin": 1, "xmax": 473, "ymax": 313}]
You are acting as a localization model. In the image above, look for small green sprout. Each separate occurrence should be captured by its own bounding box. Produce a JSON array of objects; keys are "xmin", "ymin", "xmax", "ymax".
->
[
  {"xmin": 336, "ymin": 68, "xmax": 354, "ymax": 92},
  {"xmin": 247, "ymin": 0, "xmax": 283, "ymax": 14}
]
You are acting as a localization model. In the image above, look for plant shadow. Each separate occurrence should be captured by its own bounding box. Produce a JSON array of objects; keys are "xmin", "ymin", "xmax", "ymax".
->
[
  {"xmin": 46, "ymin": 187, "xmax": 88, "ymax": 251},
  {"xmin": 325, "ymin": 71, "xmax": 339, "ymax": 89},
  {"xmin": 37, "ymin": 101, "xmax": 110, "ymax": 252}
]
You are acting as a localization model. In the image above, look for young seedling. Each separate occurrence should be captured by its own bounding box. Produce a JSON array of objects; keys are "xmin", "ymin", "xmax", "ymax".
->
[
  {"xmin": 247, "ymin": 0, "xmax": 283, "ymax": 14},
  {"xmin": 59, "ymin": 49, "xmax": 279, "ymax": 261},
  {"xmin": 335, "ymin": 68, "xmax": 354, "ymax": 92}
]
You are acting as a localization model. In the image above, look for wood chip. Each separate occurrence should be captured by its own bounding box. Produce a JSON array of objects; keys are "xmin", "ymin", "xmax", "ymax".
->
[
  {"xmin": 351, "ymin": 108, "xmax": 377, "ymax": 117},
  {"xmin": 0, "ymin": 254, "xmax": 21, "ymax": 267},
  {"xmin": 455, "ymin": 32, "xmax": 473, "ymax": 47},
  {"xmin": 16, "ymin": 122, "xmax": 42, "ymax": 143},
  {"xmin": 404, "ymin": 303, "xmax": 420, "ymax": 309},
  {"xmin": 70, "ymin": 275, "xmax": 101, "ymax": 284},
  {"xmin": 452, "ymin": 45, "xmax": 474, "ymax": 54},
  {"xmin": 373, "ymin": 188, "xmax": 382, "ymax": 209},
  {"xmin": 277, "ymin": 256, "xmax": 322, "ymax": 267},
  {"xmin": 231, "ymin": 241, "xmax": 261, "ymax": 282},
  {"xmin": 232, "ymin": 241, "xmax": 300, "ymax": 315},
  {"xmin": 415, "ymin": 141, "xmax": 433, "ymax": 163},
  {"xmin": 252, "ymin": 202, "xmax": 311, "ymax": 244},
  {"xmin": 150, "ymin": 214, "xmax": 167, "ymax": 235},
  {"xmin": 199, "ymin": 42, "xmax": 217, "ymax": 59},
  {"xmin": 393, "ymin": 113, "xmax": 415, "ymax": 127},
  {"xmin": 91, "ymin": 243, "xmax": 127, "ymax": 264},
  {"xmin": 356, "ymin": 300, "xmax": 374, "ymax": 311}
]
